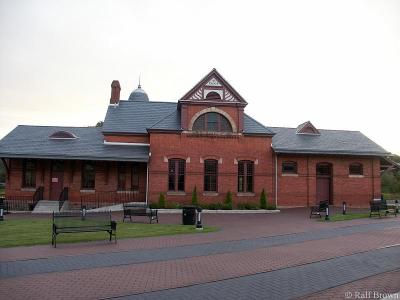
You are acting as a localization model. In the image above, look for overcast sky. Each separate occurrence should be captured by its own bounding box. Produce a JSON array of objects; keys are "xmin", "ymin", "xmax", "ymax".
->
[{"xmin": 0, "ymin": 0, "xmax": 399, "ymax": 155}]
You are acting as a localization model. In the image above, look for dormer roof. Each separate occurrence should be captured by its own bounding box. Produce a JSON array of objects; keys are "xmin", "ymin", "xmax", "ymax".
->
[{"xmin": 180, "ymin": 68, "xmax": 247, "ymax": 105}]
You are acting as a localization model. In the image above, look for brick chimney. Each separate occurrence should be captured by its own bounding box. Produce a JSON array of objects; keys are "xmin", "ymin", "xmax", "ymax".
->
[{"xmin": 110, "ymin": 80, "xmax": 121, "ymax": 104}]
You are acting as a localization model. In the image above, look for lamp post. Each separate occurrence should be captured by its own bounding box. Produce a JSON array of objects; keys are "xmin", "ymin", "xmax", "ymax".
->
[{"xmin": 342, "ymin": 201, "xmax": 347, "ymax": 215}]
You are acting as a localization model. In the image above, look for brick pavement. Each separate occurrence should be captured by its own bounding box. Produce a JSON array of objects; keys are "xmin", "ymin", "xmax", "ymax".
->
[
  {"xmin": 1, "ymin": 220, "xmax": 399, "ymax": 278},
  {"xmin": 111, "ymin": 246, "xmax": 400, "ymax": 300},
  {"xmin": 0, "ymin": 209, "xmax": 399, "ymax": 299},
  {"xmin": 0, "ymin": 208, "xmax": 396, "ymax": 262},
  {"xmin": 302, "ymin": 269, "xmax": 400, "ymax": 300},
  {"xmin": 1, "ymin": 229, "xmax": 399, "ymax": 299}
]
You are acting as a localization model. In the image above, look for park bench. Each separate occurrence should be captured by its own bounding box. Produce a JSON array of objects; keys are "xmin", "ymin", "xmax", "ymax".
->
[
  {"xmin": 123, "ymin": 203, "xmax": 158, "ymax": 223},
  {"xmin": 310, "ymin": 201, "xmax": 328, "ymax": 218},
  {"xmin": 52, "ymin": 211, "xmax": 116, "ymax": 247},
  {"xmin": 370, "ymin": 199, "xmax": 398, "ymax": 218}
]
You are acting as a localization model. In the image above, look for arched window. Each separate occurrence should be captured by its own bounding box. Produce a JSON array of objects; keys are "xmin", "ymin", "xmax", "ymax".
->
[
  {"xmin": 238, "ymin": 160, "xmax": 254, "ymax": 193},
  {"xmin": 204, "ymin": 159, "xmax": 218, "ymax": 192},
  {"xmin": 205, "ymin": 91, "xmax": 222, "ymax": 101},
  {"xmin": 192, "ymin": 112, "xmax": 233, "ymax": 132},
  {"xmin": 349, "ymin": 163, "xmax": 363, "ymax": 175},
  {"xmin": 168, "ymin": 159, "xmax": 185, "ymax": 191},
  {"xmin": 282, "ymin": 161, "xmax": 297, "ymax": 174}
]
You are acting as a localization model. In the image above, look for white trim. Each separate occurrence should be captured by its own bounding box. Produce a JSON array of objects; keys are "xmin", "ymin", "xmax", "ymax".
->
[
  {"xmin": 103, "ymin": 141, "xmax": 150, "ymax": 146},
  {"xmin": 275, "ymin": 153, "xmax": 278, "ymax": 208},
  {"xmin": 145, "ymin": 163, "xmax": 149, "ymax": 205}
]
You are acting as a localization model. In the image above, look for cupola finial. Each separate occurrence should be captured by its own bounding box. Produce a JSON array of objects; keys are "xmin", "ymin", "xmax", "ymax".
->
[{"xmin": 138, "ymin": 75, "xmax": 141, "ymax": 89}]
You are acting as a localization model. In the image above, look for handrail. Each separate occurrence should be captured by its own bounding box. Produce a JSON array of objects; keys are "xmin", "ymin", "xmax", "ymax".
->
[
  {"xmin": 58, "ymin": 187, "xmax": 68, "ymax": 211},
  {"xmin": 81, "ymin": 190, "xmax": 141, "ymax": 209},
  {"xmin": 32, "ymin": 186, "xmax": 44, "ymax": 210}
]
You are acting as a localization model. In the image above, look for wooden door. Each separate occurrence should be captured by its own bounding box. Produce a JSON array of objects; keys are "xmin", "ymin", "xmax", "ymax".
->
[
  {"xmin": 316, "ymin": 177, "xmax": 330, "ymax": 203},
  {"xmin": 50, "ymin": 161, "xmax": 64, "ymax": 200}
]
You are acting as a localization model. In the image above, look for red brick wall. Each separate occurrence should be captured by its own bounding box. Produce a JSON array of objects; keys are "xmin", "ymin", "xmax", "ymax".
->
[
  {"xmin": 148, "ymin": 132, "xmax": 275, "ymax": 207},
  {"xmin": 276, "ymin": 154, "xmax": 381, "ymax": 208},
  {"xmin": 5, "ymin": 159, "xmax": 147, "ymax": 207}
]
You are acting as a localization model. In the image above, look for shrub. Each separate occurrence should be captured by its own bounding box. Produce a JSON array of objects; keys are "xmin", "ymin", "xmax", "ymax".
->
[
  {"xmin": 259, "ymin": 189, "xmax": 267, "ymax": 209},
  {"xmin": 266, "ymin": 203, "xmax": 277, "ymax": 210},
  {"xmin": 224, "ymin": 191, "xmax": 233, "ymax": 210},
  {"xmin": 191, "ymin": 186, "xmax": 199, "ymax": 206},
  {"xmin": 158, "ymin": 192, "xmax": 166, "ymax": 208}
]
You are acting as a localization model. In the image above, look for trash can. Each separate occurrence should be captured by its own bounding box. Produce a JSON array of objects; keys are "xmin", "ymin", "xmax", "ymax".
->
[{"xmin": 182, "ymin": 206, "xmax": 196, "ymax": 225}]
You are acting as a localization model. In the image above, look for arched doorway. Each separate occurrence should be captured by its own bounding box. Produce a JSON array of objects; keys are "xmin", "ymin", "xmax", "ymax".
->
[{"xmin": 316, "ymin": 163, "xmax": 333, "ymax": 205}]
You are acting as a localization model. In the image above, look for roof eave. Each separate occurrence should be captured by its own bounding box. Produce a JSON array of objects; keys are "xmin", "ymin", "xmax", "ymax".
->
[
  {"xmin": 0, "ymin": 153, "xmax": 149, "ymax": 162},
  {"xmin": 272, "ymin": 148, "xmax": 391, "ymax": 157}
]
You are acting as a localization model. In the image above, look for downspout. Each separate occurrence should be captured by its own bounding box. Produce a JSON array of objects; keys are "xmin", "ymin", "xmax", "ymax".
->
[
  {"xmin": 371, "ymin": 158, "xmax": 375, "ymax": 199},
  {"xmin": 275, "ymin": 153, "xmax": 278, "ymax": 208},
  {"xmin": 307, "ymin": 155, "xmax": 309, "ymax": 207},
  {"xmin": 145, "ymin": 162, "xmax": 149, "ymax": 205}
]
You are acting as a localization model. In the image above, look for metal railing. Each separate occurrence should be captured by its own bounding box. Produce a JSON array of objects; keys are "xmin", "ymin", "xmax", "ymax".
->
[
  {"xmin": 32, "ymin": 186, "xmax": 44, "ymax": 209},
  {"xmin": 80, "ymin": 190, "xmax": 142, "ymax": 209},
  {"xmin": 58, "ymin": 187, "xmax": 69, "ymax": 211}
]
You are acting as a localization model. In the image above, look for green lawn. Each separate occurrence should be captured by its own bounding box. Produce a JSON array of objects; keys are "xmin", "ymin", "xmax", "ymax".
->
[
  {"xmin": 319, "ymin": 213, "xmax": 370, "ymax": 222},
  {"xmin": 0, "ymin": 218, "xmax": 218, "ymax": 248}
]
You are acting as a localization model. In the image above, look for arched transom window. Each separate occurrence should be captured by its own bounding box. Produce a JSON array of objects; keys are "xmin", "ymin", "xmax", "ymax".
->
[{"xmin": 192, "ymin": 112, "xmax": 233, "ymax": 132}]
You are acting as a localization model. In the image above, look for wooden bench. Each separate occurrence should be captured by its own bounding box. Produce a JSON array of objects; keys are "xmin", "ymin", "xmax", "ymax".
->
[
  {"xmin": 123, "ymin": 203, "xmax": 158, "ymax": 223},
  {"xmin": 310, "ymin": 201, "xmax": 328, "ymax": 218},
  {"xmin": 52, "ymin": 211, "xmax": 116, "ymax": 247},
  {"xmin": 370, "ymin": 199, "xmax": 398, "ymax": 218}
]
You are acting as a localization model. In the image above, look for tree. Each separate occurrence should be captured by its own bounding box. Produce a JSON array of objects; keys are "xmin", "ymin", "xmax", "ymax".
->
[
  {"xmin": 259, "ymin": 188, "xmax": 267, "ymax": 209},
  {"xmin": 191, "ymin": 186, "xmax": 198, "ymax": 206},
  {"xmin": 95, "ymin": 121, "xmax": 103, "ymax": 127},
  {"xmin": 224, "ymin": 191, "xmax": 233, "ymax": 210}
]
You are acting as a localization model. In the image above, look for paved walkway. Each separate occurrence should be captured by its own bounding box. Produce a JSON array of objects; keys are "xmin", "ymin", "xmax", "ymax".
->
[{"xmin": 0, "ymin": 209, "xmax": 399, "ymax": 299}]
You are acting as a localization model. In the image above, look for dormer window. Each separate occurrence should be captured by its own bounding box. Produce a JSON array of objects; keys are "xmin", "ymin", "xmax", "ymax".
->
[
  {"xmin": 192, "ymin": 112, "xmax": 233, "ymax": 132},
  {"xmin": 296, "ymin": 121, "xmax": 320, "ymax": 135},
  {"xmin": 49, "ymin": 131, "xmax": 78, "ymax": 139}
]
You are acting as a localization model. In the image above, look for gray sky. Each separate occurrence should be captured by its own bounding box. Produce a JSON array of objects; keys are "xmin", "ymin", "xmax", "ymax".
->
[{"xmin": 0, "ymin": 0, "xmax": 399, "ymax": 155}]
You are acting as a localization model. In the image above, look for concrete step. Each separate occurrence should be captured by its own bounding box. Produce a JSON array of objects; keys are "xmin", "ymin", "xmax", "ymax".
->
[{"xmin": 32, "ymin": 200, "xmax": 60, "ymax": 213}]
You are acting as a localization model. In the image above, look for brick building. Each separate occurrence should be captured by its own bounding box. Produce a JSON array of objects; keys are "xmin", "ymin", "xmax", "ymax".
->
[{"xmin": 0, "ymin": 69, "xmax": 390, "ymax": 209}]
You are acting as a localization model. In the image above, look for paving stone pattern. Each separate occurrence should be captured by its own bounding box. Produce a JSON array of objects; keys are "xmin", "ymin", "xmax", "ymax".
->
[
  {"xmin": 1, "ymin": 220, "xmax": 399, "ymax": 279},
  {"xmin": 114, "ymin": 246, "xmax": 400, "ymax": 300}
]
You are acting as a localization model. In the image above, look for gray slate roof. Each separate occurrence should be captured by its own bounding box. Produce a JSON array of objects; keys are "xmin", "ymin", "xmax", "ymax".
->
[
  {"xmin": 103, "ymin": 100, "xmax": 274, "ymax": 135},
  {"xmin": 0, "ymin": 126, "xmax": 149, "ymax": 162},
  {"xmin": 103, "ymin": 101, "xmax": 177, "ymax": 134},
  {"xmin": 271, "ymin": 127, "xmax": 390, "ymax": 156}
]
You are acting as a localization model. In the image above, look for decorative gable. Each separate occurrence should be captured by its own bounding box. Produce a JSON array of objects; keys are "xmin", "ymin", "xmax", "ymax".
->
[
  {"xmin": 296, "ymin": 121, "xmax": 320, "ymax": 135},
  {"xmin": 180, "ymin": 68, "xmax": 247, "ymax": 104}
]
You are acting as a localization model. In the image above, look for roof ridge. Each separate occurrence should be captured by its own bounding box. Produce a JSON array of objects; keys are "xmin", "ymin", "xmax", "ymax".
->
[
  {"xmin": 17, "ymin": 125, "xmax": 100, "ymax": 129},
  {"xmin": 119, "ymin": 100, "xmax": 177, "ymax": 105},
  {"xmin": 270, "ymin": 126, "xmax": 361, "ymax": 133}
]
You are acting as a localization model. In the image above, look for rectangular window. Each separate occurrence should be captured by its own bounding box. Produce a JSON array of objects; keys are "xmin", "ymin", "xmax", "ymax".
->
[
  {"xmin": 117, "ymin": 162, "xmax": 126, "ymax": 190},
  {"xmin": 204, "ymin": 159, "xmax": 218, "ymax": 192},
  {"xmin": 349, "ymin": 163, "xmax": 363, "ymax": 175},
  {"xmin": 282, "ymin": 161, "xmax": 297, "ymax": 174},
  {"xmin": 131, "ymin": 163, "xmax": 140, "ymax": 191},
  {"xmin": 168, "ymin": 159, "xmax": 185, "ymax": 191},
  {"xmin": 81, "ymin": 161, "xmax": 95, "ymax": 189},
  {"xmin": 238, "ymin": 160, "xmax": 254, "ymax": 193},
  {"xmin": 22, "ymin": 159, "xmax": 36, "ymax": 188}
]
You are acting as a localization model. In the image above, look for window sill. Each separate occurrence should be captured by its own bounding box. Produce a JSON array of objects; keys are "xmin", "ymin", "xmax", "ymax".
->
[
  {"xmin": 237, "ymin": 192, "xmax": 255, "ymax": 197},
  {"xmin": 167, "ymin": 191, "xmax": 186, "ymax": 196},
  {"xmin": 80, "ymin": 189, "xmax": 95, "ymax": 193},
  {"xmin": 348, "ymin": 175, "xmax": 364, "ymax": 178},
  {"xmin": 282, "ymin": 173, "xmax": 298, "ymax": 177},
  {"xmin": 21, "ymin": 187, "xmax": 36, "ymax": 192},
  {"xmin": 203, "ymin": 192, "xmax": 218, "ymax": 196}
]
